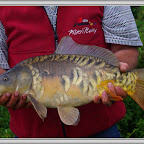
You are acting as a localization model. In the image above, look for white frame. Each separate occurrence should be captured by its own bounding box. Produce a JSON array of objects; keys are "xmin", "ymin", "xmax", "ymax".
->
[{"xmin": 0, "ymin": 1, "xmax": 144, "ymax": 143}]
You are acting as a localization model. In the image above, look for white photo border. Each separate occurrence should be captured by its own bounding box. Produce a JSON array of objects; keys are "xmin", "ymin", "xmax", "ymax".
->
[
  {"xmin": 0, "ymin": 1, "xmax": 144, "ymax": 144},
  {"xmin": 0, "ymin": 138, "xmax": 144, "ymax": 143},
  {"xmin": 0, "ymin": 1, "xmax": 143, "ymax": 5}
]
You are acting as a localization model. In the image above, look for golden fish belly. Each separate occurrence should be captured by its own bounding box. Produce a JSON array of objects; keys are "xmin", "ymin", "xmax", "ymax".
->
[{"xmin": 35, "ymin": 76, "xmax": 94, "ymax": 108}]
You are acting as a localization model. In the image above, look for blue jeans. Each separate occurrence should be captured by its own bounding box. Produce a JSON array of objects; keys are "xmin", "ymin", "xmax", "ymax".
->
[{"xmin": 89, "ymin": 124, "xmax": 121, "ymax": 138}]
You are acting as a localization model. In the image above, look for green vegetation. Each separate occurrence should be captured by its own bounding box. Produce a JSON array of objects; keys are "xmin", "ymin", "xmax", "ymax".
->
[
  {"xmin": 0, "ymin": 106, "xmax": 14, "ymax": 138},
  {"xmin": 117, "ymin": 6, "xmax": 144, "ymax": 138},
  {"xmin": 0, "ymin": 6, "xmax": 144, "ymax": 138}
]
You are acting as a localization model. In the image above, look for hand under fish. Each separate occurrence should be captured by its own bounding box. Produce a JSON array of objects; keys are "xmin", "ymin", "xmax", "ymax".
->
[{"xmin": 94, "ymin": 62, "xmax": 128, "ymax": 107}]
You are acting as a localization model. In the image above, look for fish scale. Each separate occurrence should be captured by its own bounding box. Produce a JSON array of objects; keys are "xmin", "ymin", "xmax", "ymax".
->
[
  {"xmin": 22, "ymin": 53, "xmax": 135, "ymax": 106},
  {"xmin": 24, "ymin": 54, "xmax": 114, "ymax": 105}
]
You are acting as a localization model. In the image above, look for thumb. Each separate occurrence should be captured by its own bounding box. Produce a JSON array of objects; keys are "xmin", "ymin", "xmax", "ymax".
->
[{"xmin": 119, "ymin": 62, "xmax": 129, "ymax": 73}]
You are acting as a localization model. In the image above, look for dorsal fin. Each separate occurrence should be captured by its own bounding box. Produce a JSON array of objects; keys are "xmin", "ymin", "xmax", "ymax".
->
[{"xmin": 55, "ymin": 36, "xmax": 119, "ymax": 67}]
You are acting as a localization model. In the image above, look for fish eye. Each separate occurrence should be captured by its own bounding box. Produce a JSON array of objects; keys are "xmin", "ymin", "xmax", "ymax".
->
[{"xmin": 2, "ymin": 76, "xmax": 9, "ymax": 82}]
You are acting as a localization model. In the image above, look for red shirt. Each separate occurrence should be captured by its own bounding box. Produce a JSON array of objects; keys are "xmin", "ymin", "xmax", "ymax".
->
[{"xmin": 0, "ymin": 6, "xmax": 126, "ymax": 137}]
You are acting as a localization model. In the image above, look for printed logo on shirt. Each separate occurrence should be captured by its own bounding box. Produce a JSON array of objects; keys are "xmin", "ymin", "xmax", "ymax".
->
[
  {"xmin": 73, "ymin": 17, "xmax": 96, "ymax": 27},
  {"xmin": 68, "ymin": 17, "xmax": 97, "ymax": 36},
  {"xmin": 68, "ymin": 27, "xmax": 97, "ymax": 36}
]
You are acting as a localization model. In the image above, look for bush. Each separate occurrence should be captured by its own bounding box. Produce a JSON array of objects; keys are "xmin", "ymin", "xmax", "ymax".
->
[
  {"xmin": 0, "ymin": 106, "xmax": 14, "ymax": 138},
  {"xmin": 117, "ymin": 6, "xmax": 144, "ymax": 138}
]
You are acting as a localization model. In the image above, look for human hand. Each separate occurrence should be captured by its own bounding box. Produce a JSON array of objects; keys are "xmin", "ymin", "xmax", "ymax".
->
[
  {"xmin": 94, "ymin": 62, "xmax": 128, "ymax": 107},
  {"xmin": 0, "ymin": 67, "xmax": 31, "ymax": 109},
  {"xmin": 0, "ymin": 92, "xmax": 31, "ymax": 109}
]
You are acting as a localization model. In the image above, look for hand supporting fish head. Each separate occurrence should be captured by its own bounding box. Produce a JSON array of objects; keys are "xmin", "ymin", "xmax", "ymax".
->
[{"xmin": 0, "ymin": 65, "xmax": 33, "ymax": 96}]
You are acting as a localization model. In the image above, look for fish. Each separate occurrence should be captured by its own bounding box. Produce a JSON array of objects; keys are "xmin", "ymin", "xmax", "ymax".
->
[{"xmin": 0, "ymin": 36, "xmax": 144, "ymax": 126}]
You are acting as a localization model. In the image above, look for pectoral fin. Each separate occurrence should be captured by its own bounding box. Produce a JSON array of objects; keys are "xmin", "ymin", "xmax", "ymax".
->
[
  {"xmin": 28, "ymin": 94, "xmax": 47, "ymax": 121},
  {"xmin": 105, "ymin": 88, "xmax": 123, "ymax": 101},
  {"xmin": 97, "ymin": 80, "xmax": 123, "ymax": 101},
  {"xmin": 57, "ymin": 106, "xmax": 80, "ymax": 125}
]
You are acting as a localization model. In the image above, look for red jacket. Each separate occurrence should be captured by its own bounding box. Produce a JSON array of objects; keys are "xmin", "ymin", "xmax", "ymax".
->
[{"xmin": 0, "ymin": 6, "xmax": 126, "ymax": 137}]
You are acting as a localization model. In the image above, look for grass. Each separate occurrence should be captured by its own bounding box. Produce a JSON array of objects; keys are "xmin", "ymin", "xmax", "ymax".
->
[{"xmin": 0, "ymin": 106, "xmax": 14, "ymax": 138}]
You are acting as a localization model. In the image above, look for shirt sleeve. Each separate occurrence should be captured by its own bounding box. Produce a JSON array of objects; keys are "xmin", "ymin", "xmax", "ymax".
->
[
  {"xmin": 0, "ymin": 21, "xmax": 9, "ymax": 69},
  {"xmin": 102, "ymin": 6, "xmax": 143, "ymax": 46}
]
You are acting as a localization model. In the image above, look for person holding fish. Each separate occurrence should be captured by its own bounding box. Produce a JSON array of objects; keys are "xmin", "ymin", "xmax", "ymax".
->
[{"xmin": 0, "ymin": 6, "xmax": 143, "ymax": 138}]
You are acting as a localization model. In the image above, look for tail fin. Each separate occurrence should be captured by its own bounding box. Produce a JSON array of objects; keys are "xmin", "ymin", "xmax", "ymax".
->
[{"xmin": 128, "ymin": 69, "xmax": 144, "ymax": 110}]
